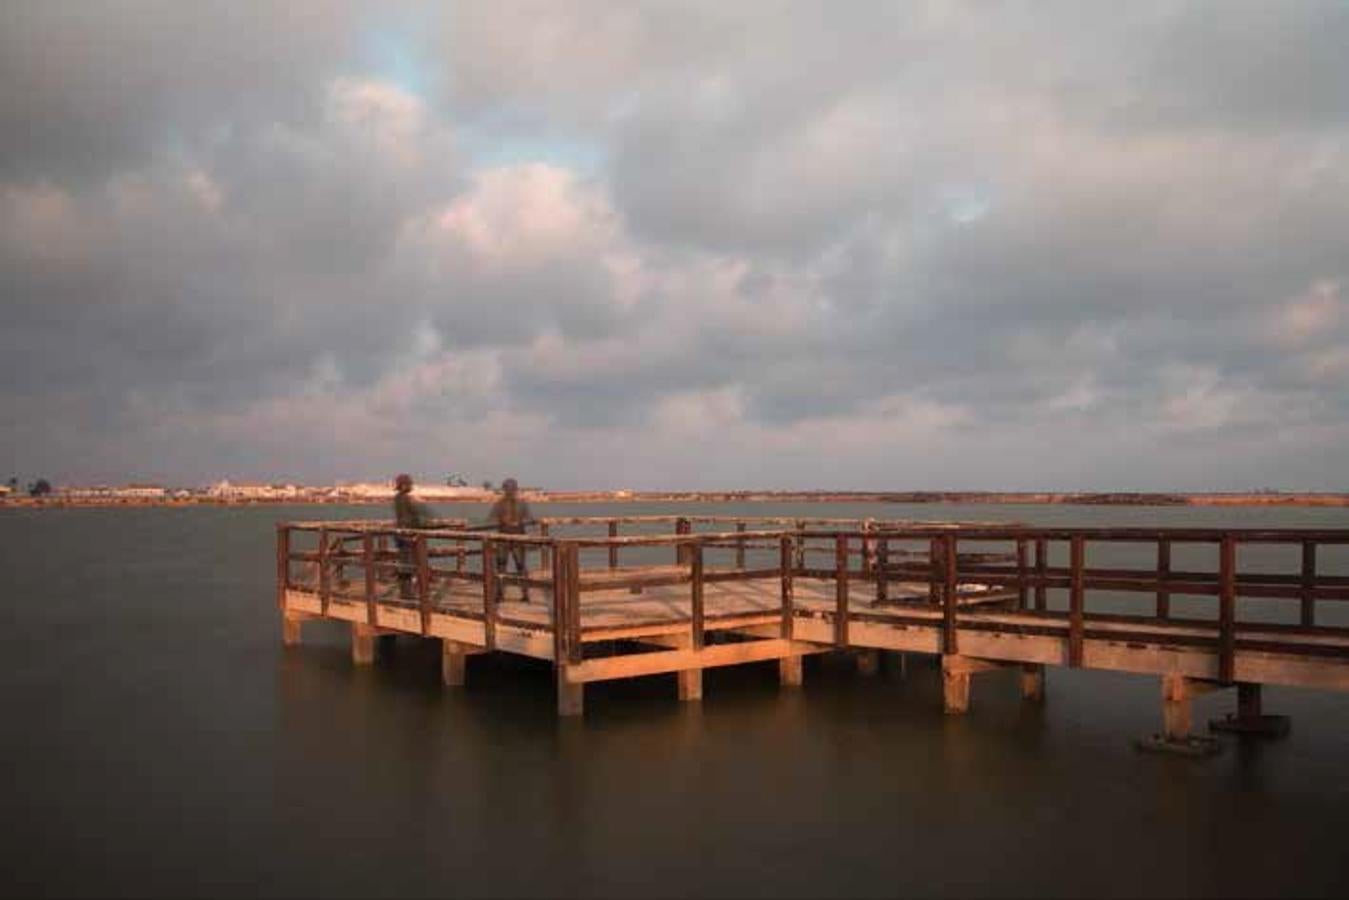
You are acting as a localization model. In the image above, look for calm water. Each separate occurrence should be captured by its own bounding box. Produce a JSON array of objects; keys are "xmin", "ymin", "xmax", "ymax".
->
[{"xmin": 4, "ymin": 502, "xmax": 1349, "ymax": 898}]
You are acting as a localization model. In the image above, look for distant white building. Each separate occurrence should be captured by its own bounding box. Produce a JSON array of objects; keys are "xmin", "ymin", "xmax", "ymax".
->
[
  {"xmin": 117, "ymin": 485, "xmax": 167, "ymax": 498},
  {"xmin": 207, "ymin": 480, "xmax": 302, "ymax": 500}
]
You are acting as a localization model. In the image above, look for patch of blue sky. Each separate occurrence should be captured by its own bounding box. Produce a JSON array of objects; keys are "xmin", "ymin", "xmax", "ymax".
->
[
  {"xmin": 357, "ymin": 18, "xmax": 441, "ymax": 99},
  {"xmin": 461, "ymin": 129, "xmax": 609, "ymax": 176}
]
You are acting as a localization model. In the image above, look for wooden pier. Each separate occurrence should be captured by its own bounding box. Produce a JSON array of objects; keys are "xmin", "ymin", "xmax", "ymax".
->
[{"xmin": 277, "ymin": 516, "xmax": 1349, "ymax": 751}]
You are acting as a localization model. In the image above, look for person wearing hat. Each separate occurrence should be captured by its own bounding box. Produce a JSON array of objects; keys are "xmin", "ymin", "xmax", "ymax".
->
[{"xmin": 486, "ymin": 477, "xmax": 535, "ymax": 602}]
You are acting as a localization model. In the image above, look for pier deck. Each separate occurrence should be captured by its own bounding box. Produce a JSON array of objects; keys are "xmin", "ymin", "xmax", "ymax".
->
[{"xmin": 278, "ymin": 515, "xmax": 1349, "ymax": 750}]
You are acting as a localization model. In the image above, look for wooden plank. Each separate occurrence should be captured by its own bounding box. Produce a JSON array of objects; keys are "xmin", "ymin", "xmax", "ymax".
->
[
  {"xmin": 1068, "ymin": 535, "xmax": 1084, "ymax": 667},
  {"xmin": 563, "ymin": 638, "xmax": 824, "ymax": 683},
  {"xmin": 1219, "ymin": 534, "xmax": 1236, "ymax": 682},
  {"xmin": 417, "ymin": 535, "xmax": 431, "ymax": 636},
  {"xmin": 363, "ymin": 533, "xmax": 377, "ymax": 627},
  {"xmin": 691, "ymin": 542, "xmax": 705, "ymax": 650},
  {"xmin": 781, "ymin": 536, "xmax": 794, "ymax": 640},
  {"xmin": 482, "ymin": 538, "xmax": 496, "ymax": 651},
  {"xmin": 1034, "ymin": 538, "xmax": 1047, "ymax": 611},
  {"xmin": 1156, "ymin": 538, "xmax": 1171, "ymax": 618},
  {"xmin": 1302, "ymin": 541, "xmax": 1317, "ymax": 627},
  {"xmin": 608, "ymin": 521, "xmax": 619, "ymax": 569},
  {"xmin": 835, "ymin": 534, "xmax": 849, "ymax": 647}
]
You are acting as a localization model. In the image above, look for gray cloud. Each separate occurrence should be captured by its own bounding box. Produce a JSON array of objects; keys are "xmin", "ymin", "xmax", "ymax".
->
[{"xmin": 2, "ymin": 1, "xmax": 1348, "ymax": 490}]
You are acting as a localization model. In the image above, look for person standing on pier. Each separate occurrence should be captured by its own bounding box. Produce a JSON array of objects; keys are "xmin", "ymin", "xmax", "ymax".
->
[
  {"xmin": 393, "ymin": 473, "xmax": 437, "ymax": 599},
  {"xmin": 486, "ymin": 477, "xmax": 535, "ymax": 603}
]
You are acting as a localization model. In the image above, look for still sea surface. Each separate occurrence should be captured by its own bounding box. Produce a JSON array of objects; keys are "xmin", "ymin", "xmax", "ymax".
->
[{"xmin": 4, "ymin": 501, "xmax": 1349, "ymax": 898}]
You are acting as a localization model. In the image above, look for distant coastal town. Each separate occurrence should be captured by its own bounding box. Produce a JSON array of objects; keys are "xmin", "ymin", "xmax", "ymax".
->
[{"xmin": 1, "ymin": 478, "xmax": 1348, "ymax": 508}]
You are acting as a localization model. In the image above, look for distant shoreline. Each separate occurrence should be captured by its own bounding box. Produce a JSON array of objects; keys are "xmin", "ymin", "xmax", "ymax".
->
[{"xmin": 3, "ymin": 490, "xmax": 1348, "ymax": 509}]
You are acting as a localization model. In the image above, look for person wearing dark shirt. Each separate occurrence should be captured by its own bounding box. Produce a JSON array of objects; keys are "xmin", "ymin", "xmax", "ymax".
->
[
  {"xmin": 486, "ymin": 477, "xmax": 535, "ymax": 602},
  {"xmin": 392, "ymin": 473, "xmax": 439, "ymax": 599}
]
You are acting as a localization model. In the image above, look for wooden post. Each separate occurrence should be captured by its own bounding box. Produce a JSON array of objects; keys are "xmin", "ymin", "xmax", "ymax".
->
[
  {"xmin": 942, "ymin": 534, "xmax": 958, "ymax": 655},
  {"xmin": 351, "ymin": 622, "xmax": 376, "ymax": 665},
  {"xmin": 1069, "ymin": 535, "xmax": 1084, "ymax": 668},
  {"xmin": 736, "ymin": 521, "xmax": 746, "ymax": 570},
  {"xmin": 482, "ymin": 538, "xmax": 497, "ymax": 651},
  {"xmin": 1034, "ymin": 538, "xmax": 1047, "ymax": 611},
  {"xmin": 779, "ymin": 654, "xmax": 803, "ymax": 688},
  {"xmin": 794, "ymin": 520, "xmax": 806, "ymax": 569},
  {"xmin": 551, "ymin": 538, "xmax": 568, "ymax": 664},
  {"xmin": 1161, "ymin": 672, "xmax": 1191, "ymax": 740},
  {"xmin": 835, "ymin": 534, "xmax": 849, "ymax": 647},
  {"xmin": 319, "ymin": 527, "xmax": 331, "ymax": 615},
  {"xmin": 556, "ymin": 542, "xmax": 584, "ymax": 717},
  {"xmin": 608, "ymin": 521, "xmax": 618, "ymax": 569},
  {"xmin": 942, "ymin": 656, "xmax": 971, "ymax": 714},
  {"xmin": 1156, "ymin": 538, "xmax": 1171, "ymax": 619},
  {"xmin": 456, "ymin": 539, "xmax": 465, "ymax": 574},
  {"xmin": 557, "ymin": 666, "xmax": 584, "ymax": 717},
  {"xmin": 1020, "ymin": 664, "xmax": 1045, "ymax": 702},
  {"xmin": 875, "ymin": 538, "xmax": 888, "ymax": 606},
  {"xmin": 539, "ymin": 523, "xmax": 551, "ymax": 571},
  {"xmin": 282, "ymin": 613, "xmax": 302, "ymax": 646},
  {"xmin": 690, "ymin": 542, "xmax": 705, "ymax": 651},
  {"xmin": 417, "ymin": 535, "xmax": 431, "ymax": 635},
  {"xmin": 1015, "ymin": 538, "xmax": 1028, "ymax": 610},
  {"xmin": 1301, "ymin": 541, "xmax": 1317, "ymax": 627},
  {"xmin": 928, "ymin": 537, "xmax": 942, "ymax": 607},
  {"xmin": 565, "ymin": 543, "xmax": 582, "ymax": 665},
  {"xmin": 1219, "ymin": 535, "xmax": 1236, "ymax": 683},
  {"xmin": 276, "ymin": 524, "xmax": 289, "ymax": 610},
  {"xmin": 675, "ymin": 518, "xmax": 691, "ymax": 564},
  {"xmin": 1237, "ymin": 682, "xmax": 1261, "ymax": 719},
  {"xmin": 678, "ymin": 668, "xmax": 703, "ymax": 702},
  {"xmin": 780, "ymin": 535, "xmax": 794, "ymax": 640},
  {"xmin": 856, "ymin": 649, "xmax": 880, "ymax": 677},
  {"xmin": 861, "ymin": 520, "xmax": 873, "ymax": 576},
  {"xmin": 441, "ymin": 639, "xmax": 466, "ymax": 687},
  {"xmin": 363, "ymin": 533, "xmax": 377, "ymax": 628}
]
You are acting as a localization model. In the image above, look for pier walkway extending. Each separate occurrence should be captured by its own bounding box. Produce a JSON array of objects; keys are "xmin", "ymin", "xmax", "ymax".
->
[{"xmin": 278, "ymin": 515, "xmax": 1349, "ymax": 752}]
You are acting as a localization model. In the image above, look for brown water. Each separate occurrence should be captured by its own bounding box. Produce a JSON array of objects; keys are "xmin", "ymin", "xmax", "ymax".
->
[{"xmin": 3, "ymin": 502, "xmax": 1349, "ymax": 898}]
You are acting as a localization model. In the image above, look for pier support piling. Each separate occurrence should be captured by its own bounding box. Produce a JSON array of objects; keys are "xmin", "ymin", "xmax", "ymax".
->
[
  {"xmin": 779, "ymin": 654, "xmax": 804, "ymax": 688},
  {"xmin": 442, "ymin": 639, "xmax": 468, "ymax": 687},
  {"xmin": 282, "ymin": 613, "xmax": 303, "ymax": 647},
  {"xmin": 1136, "ymin": 673, "xmax": 1222, "ymax": 757},
  {"xmin": 941, "ymin": 655, "xmax": 1010, "ymax": 714},
  {"xmin": 351, "ymin": 622, "xmax": 377, "ymax": 665},
  {"xmin": 1020, "ymin": 664, "xmax": 1045, "ymax": 703},
  {"xmin": 557, "ymin": 666, "xmax": 584, "ymax": 717},
  {"xmin": 1209, "ymin": 682, "xmax": 1291, "ymax": 737},
  {"xmin": 678, "ymin": 668, "xmax": 703, "ymax": 702},
  {"xmin": 856, "ymin": 649, "xmax": 881, "ymax": 678}
]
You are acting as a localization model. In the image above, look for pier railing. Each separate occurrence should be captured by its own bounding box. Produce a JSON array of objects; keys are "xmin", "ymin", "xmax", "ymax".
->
[{"xmin": 278, "ymin": 519, "xmax": 1349, "ymax": 679}]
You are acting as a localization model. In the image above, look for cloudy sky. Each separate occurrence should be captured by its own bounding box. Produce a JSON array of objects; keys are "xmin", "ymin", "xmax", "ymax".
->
[{"xmin": 2, "ymin": 1, "xmax": 1347, "ymax": 491}]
